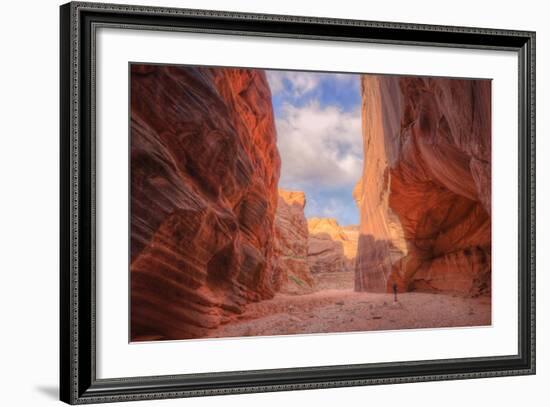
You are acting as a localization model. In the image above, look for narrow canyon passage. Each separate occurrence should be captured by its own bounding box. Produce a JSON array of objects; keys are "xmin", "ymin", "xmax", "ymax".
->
[
  {"xmin": 206, "ymin": 272, "xmax": 490, "ymax": 339},
  {"xmin": 130, "ymin": 65, "xmax": 492, "ymax": 341}
]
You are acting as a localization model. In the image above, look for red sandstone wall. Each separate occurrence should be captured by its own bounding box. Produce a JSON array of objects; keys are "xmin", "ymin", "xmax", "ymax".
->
[
  {"xmin": 130, "ymin": 65, "xmax": 281, "ymax": 340},
  {"xmin": 355, "ymin": 75, "xmax": 491, "ymax": 295}
]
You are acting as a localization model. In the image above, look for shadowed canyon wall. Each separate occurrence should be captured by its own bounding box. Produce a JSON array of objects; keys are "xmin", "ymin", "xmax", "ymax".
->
[
  {"xmin": 130, "ymin": 65, "xmax": 281, "ymax": 340},
  {"xmin": 355, "ymin": 75, "xmax": 491, "ymax": 295},
  {"xmin": 273, "ymin": 190, "xmax": 315, "ymax": 294},
  {"xmin": 308, "ymin": 218, "xmax": 358, "ymax": 274}
]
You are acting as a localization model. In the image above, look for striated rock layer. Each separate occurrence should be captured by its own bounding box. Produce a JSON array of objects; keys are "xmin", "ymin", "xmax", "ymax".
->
[
  {"xmin": 130, "ymin": 64, "xmax": 281, "ymax": 341},
  {"xmin": 354, "ymin": 75, "xmax": 491, "ymax": 296},
  {"xmin": 273, "ymin": 190, "xmax": 315, "ymax": 294},
  {"xmin": 308, "ymin": 218, "xmax": 358, "ymax": 274}
]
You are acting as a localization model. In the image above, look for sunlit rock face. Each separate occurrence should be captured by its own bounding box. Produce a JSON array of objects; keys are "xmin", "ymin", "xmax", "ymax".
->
[
  {"xmin": 341, "ymin": 225, "xmax": 360, "ymax": 272},
  {"xmin": 273, "ymin": 190, "xmax": 315, "ymax": 294},
  {"xmin": 130, "ymin": 65, "xmax": 281, "ymax": 340},
  {"xmin": 355, "ymin": 75, "xmax": 491, "ymax": 295},
  {"xmin": 308, "ymin": 218, "xmax": 358, "ymax": 274}
]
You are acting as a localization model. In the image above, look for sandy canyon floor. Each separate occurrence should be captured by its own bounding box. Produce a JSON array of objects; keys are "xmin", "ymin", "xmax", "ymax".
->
[{"xmin": 207, "ymin": 272, "xmax": 491, "ymax": 339}]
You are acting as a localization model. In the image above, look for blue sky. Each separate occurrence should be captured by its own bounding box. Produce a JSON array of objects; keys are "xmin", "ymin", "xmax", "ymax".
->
[{"xmin": 266, "ymin": 70, "xmax": 362, "ymax": 226}]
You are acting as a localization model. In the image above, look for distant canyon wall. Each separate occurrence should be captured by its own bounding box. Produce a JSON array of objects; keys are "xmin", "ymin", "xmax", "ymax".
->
[
  {"xmin": 354, "ymin": 75, "xmax": 491, "ymax": 295},
  {"xmin": 273, "ymin": 190, "xmax": 315, "ymax": 294},
  {"xmin": 273, "ymin": 191, "xmax": 358, "ymax": 294},
  {"xmin": 130, "ymin": 65, "xmax": 281, "ymax": 340},
  {"xmin": 308, "ymin": 218, "xmax": 358, "ymax": 274}
]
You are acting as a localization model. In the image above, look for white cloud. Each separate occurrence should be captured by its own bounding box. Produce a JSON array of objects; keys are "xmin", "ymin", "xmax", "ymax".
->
[
  {"xmin": 275, "ymin": 101, "xmax": 363, "ymax": 189},
  {"xmin": 265, "ymin": 71, "xmax": 285, "ymax": 95},
  {"xmin": 321, "ymin": 198, "xmax": 341, "ymax": 218},
  {"xmin": 266, "ymin": 71, "xmax": 357, "ymax": 98},
  {"xmin": 266, "ymin": 71, "xmax": 319, "ymax": 97}
]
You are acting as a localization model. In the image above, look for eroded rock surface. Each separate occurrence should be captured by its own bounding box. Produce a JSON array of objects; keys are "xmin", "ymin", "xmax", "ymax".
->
[
  {"xmin": 273, "ymin": 190, "xmax": 315, "ymax": 294},
  {"xmin": 130, "ymin": 64, "xmax": 281, "ymax": 340},
  {"xmin": 341, "ymin": 225, "xmax": 360, "ymax": 272},
  {"xmin": 308, "ymin": 218, "xmax": 358, "ymax": 274},
  {"xmin": 355, "ymin": 75, "xmax": 491, "ymax": 295}
]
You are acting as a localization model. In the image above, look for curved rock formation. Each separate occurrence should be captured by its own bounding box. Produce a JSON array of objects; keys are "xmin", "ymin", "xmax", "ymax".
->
[
  {"xmin": 355, "ymin": 75, "xmax": 491, "ymax": 296},
  {"xmin": 273, "ymin": 190, "xmax": 315, "ymax": 294},
  {"xmin": 130, "ymin": 64, "xmax": 281, "ymax": 341},
  {"xmin": 308, "ymin": 218, "xmax": 358, "ymax": 274}
]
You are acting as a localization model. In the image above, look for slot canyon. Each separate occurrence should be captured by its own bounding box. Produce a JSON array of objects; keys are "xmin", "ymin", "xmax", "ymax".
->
[{"xmin": 130, "ymin": 65, "xmax": 491, "ymax": 341}]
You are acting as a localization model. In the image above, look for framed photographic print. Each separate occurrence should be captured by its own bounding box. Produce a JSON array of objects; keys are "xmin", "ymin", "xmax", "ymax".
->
[{"xmin": 60, "ymin": 1, "xmax": 536, "ymax": 404}]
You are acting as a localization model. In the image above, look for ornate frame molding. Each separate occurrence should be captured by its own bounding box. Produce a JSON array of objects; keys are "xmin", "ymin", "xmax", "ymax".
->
[{"xmin": 60, "ymin": 2, "xmax": 535, "ymax": 404}]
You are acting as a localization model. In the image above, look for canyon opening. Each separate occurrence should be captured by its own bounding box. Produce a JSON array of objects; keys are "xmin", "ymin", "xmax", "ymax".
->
[{"xmin": 130, "ymin": 64, "xmax": 491, "ymax": 342}]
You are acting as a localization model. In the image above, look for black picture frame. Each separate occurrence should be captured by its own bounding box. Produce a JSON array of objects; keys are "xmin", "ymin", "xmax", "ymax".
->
[{"xmin": 60, "ymin": 1, "xmax": 536, "ymax": 404}]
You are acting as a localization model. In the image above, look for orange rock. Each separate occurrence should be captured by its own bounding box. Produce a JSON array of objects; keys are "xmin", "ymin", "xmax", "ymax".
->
[
  {"xmin": 355, "ymin": 75, "xmax": 491, "ymax": 296},
  {"xmin": 130, "ymin": 65, "xmax": 281, "ymax": 340},
  {"xmin": 273, "ymin": 190, "xmax": 315, "ymax": 294},
  {"xmin": 341, "ymin": 225, "xmax": 360, "ymax": 272},
  {"xmin": 308, "ymin": 218, "xmax": 358, "ymax": 273}
]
